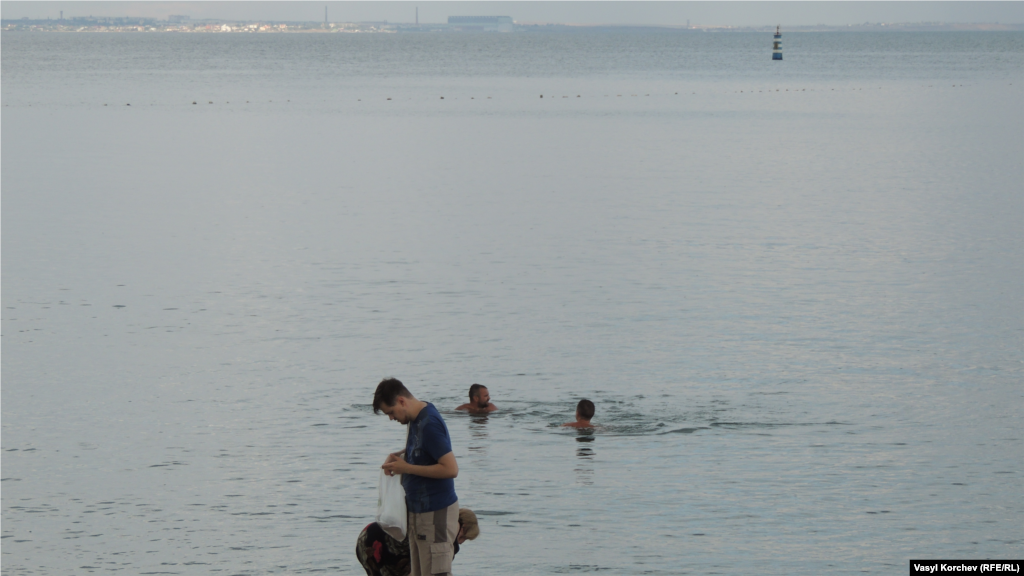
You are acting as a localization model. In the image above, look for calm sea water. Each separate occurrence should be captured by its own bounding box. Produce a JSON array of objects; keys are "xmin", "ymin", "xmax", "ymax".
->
[{"xmin": 2, "ymin": 31, "xmax": 1022, "ymax": 575}]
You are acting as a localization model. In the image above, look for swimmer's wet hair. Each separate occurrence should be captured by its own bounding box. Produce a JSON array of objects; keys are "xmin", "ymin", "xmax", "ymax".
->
[
  {"xmin": 576, "ymin": 399, "xmax": 595, "ymax": 420},
  {"xmin": 459, "ymin": 508, "xmax": 480, "ymax": 540},
  {"xmin": 468, "ymin": 383, "xmax": 487, "ymax": 402},
  {"xmin": 373, "ymin": 378, "xmax": 413, "ymax": 414}
]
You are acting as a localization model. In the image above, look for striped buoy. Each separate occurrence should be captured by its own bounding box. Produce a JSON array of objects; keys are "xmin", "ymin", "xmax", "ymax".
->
[{"xmin": 773, "ymin": 25, "xmax": 783, "ymax": 61}]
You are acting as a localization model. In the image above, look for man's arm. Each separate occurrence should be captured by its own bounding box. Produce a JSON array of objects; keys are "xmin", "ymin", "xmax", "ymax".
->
[{"xmin": 382, "ymin": 451, "xmax": 458, "ymax": 479}]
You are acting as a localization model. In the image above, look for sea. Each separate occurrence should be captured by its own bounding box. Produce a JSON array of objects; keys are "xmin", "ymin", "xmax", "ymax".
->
[{"xmin": 2, "ymin": 30, "xmax": 1022, "ymax": 575}]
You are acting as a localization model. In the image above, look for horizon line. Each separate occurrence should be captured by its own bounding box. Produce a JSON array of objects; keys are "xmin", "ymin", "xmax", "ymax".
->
[{"xmin": 4, "ymin": 16, "xmax": 1024, "ymax": 28}]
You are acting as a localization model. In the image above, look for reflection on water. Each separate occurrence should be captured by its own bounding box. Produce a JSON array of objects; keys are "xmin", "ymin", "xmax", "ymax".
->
[
  {"xmin": 467, "ymin": 413, "xmax": 490, "ymax": 456},
  {"xmin": 575, "ymin": 430, "xmax": 595, "ymax": 446},
  {"xmin": 470, "ymin": 414, "xmax": 491, "ymax": 430},
  {"xmin": 575, "ymin": 431, "xmax": 595, "ymax": 485}
]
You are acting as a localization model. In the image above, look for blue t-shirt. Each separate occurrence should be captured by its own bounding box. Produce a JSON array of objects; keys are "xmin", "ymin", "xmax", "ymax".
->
[{"xmin": 402, "ymin": 403, "xmax": 458, "ymax": 513}]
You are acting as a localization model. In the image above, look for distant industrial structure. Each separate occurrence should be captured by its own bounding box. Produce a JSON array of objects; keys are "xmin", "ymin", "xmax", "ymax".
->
[{"xmin": 447, "ymin": 16, "xmax": 514, "ymax": 32}]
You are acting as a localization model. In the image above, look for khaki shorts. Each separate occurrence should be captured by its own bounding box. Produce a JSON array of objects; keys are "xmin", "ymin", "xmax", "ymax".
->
[{"xmin": 408, "ymin": 501, "xmax": 459, "ymax": 576}]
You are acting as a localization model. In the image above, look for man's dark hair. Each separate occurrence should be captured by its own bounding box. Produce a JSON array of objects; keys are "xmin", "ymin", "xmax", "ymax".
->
[
  {"xmin": 576, "ymin": 399, "xmax": 595, "ymax": 420},
  {"xmin": 468, "ymin": 383, "xmax": 487, "ymax": 402},
  {"xmin": 373, "ymin": 378, "xmax": 412, "ymax": 414}
]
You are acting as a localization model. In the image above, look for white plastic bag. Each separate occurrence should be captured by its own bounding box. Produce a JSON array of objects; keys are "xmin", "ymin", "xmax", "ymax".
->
[{"xmin": 376, "ymin": 469, "xmax": 407, "ymax": 540}]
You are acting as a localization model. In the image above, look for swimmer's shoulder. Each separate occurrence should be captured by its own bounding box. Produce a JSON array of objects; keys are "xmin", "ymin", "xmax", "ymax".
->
[{"xmin": 562, "ymin": 421, "xmax": 594, "ymax": 428}]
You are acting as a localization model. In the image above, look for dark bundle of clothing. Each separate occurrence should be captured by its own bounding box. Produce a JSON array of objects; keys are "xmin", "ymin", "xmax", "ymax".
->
[{"xmin": 356, "ymin": 522, "xmax": 460, "ymax": 576}]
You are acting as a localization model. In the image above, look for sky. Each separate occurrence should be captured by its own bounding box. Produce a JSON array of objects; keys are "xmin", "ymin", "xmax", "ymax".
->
[{"xmin": 2, "ymin": 1, "xmax": 1023, "ymax": 26}]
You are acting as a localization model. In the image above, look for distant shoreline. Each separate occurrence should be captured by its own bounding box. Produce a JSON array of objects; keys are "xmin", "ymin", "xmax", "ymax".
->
[{"xmin": 4, "ymin": 20, "xmax": 1023, "ymax": 34}]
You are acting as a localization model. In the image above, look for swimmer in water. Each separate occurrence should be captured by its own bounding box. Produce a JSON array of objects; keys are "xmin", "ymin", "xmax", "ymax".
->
[
  {"xmin": 455, "ymin": 384, "xmax": 497, "ymax": 414},
  {"xmin": 562, "ymin": 399, "xmax": 595, "ymax": 428}
]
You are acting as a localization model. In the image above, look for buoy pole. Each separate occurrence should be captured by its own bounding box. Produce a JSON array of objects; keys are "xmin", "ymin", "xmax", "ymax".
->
[{"xmin": 773, "ymin": 25, "xmax": 783, "ymax": 61}]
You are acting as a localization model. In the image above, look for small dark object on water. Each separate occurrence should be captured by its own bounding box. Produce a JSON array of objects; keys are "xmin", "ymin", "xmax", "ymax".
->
[
  {"xmin": 126, "ymin": 103, "xmax": 130, "ymax": 106},
  {"xmin": 540, "ymin": 95, "xmax": 543, "ymax": 98},
  {"xmin": 192, "ymin": 101, "xmax": 196, "ymax": 105},
  {"xmin": 440, "ymin": 96, "xmax": 444, "ymax": 99}
]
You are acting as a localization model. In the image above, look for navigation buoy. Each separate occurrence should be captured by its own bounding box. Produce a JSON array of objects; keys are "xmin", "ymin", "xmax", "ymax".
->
[{"xmin": 773, "ymin": 25, "xmax": 783, "ymax": 61}]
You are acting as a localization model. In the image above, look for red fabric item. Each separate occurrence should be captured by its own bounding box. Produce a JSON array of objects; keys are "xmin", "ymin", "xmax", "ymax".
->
[{"xmin": 372, "ymin": 539, "xmax": 383, "ymax": 563}]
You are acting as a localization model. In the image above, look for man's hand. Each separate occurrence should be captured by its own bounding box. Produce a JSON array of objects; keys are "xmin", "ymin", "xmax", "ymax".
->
[
  {"xmin": 382, "ymin": 452, "xmax": 458, "ymax": 479},
  {"xmin": 382, "ymin": 451, "xmax": 405, "ymax": 476},
  {"xmin": 382, "ymin": 458, "xmax": 412, "ymax": 476}
]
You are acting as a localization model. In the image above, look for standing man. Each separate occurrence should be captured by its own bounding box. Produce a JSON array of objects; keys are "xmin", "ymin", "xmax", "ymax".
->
[
  {"xmin": 455, "ymin": 383, "xmax": 497, "ymax": 414},
  {"xmin": 374, "ymin": 378, "xmax": 460, "ymax": 576}
]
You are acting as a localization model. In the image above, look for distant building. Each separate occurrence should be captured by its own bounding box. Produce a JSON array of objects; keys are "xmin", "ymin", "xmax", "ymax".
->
[{"xmin": 447, "ymin": 15, "xmax": 514, "ymax": 32}]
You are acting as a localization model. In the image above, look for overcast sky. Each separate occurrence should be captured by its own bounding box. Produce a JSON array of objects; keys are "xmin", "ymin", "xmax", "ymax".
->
[{"xmin": 2, "ymin": 1, "xmax": 1022, "ymax": 26}]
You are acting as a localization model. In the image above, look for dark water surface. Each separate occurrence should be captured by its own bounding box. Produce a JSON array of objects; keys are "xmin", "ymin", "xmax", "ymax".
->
[{"xmin": 3, "ymin": 31, "xmax": 1023, "ymax": 575}]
